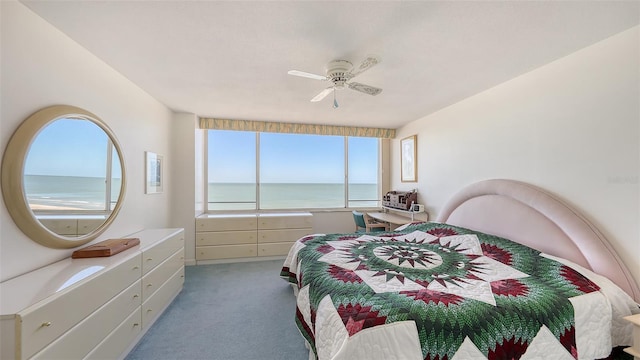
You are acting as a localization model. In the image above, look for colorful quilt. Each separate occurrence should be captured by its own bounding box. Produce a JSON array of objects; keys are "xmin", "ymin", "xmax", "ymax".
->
[{"xmin": 281, "ymin": 222, "xmax": 624, "ymax": 360}]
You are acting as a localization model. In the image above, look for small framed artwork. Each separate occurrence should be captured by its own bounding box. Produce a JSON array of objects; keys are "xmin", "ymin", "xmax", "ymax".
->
[
  {"xmin": 401, "ymin": 135, "xmax": 417, "ymax": 182},
  {"xmin": 145, "ymin": 151, "xmax": 163, "ymax": 194}
]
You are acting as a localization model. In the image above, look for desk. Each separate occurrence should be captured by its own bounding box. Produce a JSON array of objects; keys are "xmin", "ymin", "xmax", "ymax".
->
[{"xmin": 369, "ymin": 211, "xmax": 428, "ymax": 230}]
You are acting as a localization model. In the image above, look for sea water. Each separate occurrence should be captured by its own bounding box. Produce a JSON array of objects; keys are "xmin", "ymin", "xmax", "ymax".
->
[
  {"xmin": 23, "ymin": 175, "xmax": 378, "ymax": 211},
  {"xmin": 208, "ymin": 182, "xmax": 379, "ymax": 209},
  {"xmin": 24, "ymin": 175, "xmax": 121, "ymax": 210}
]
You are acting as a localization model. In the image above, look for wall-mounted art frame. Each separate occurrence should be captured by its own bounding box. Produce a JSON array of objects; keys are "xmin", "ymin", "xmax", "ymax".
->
[
  {"xmin": 401, "ymin": 135, "xmax": 417, "ymax": 182},
  {"xmin": 145, "ymin": 151, "xmax": 163, "ymax": 194}
]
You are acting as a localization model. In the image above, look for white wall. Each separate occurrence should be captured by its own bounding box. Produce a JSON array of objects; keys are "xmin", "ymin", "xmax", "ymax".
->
[
  {"xmin": 0, "ymin": 1, "xmax": 175, "ymax": 281},
  {"xmin": 170, "ymin": 113, "xmax": 200, "ymax": 265},
  {"xmin": 392, "ymin": 26, "xmax": 640, "ymax": 284}
]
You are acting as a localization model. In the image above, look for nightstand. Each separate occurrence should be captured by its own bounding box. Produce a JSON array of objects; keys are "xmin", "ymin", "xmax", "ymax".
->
[{"xmin": 624, "ymin": 313, "xmax": 640, "ymax": 359}]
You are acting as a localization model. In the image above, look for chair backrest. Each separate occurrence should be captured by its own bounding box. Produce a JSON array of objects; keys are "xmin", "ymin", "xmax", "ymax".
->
[{"xmin": 352, "ymin": 210, "xmax": 366, "ymax": 230}]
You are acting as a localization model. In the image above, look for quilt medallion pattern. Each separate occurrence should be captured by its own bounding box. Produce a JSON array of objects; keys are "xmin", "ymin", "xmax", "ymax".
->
[{"xmin": 281, "ymin": 222, "xmax": 609, "ymax": 360}]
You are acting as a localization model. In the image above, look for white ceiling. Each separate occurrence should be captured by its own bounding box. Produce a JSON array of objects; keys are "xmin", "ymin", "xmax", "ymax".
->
[{"xmin": 22, "ymin": 1, "xmax": 640, "ymax": 129}]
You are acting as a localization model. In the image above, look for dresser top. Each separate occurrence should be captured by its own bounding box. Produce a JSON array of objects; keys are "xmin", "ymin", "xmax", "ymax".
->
[{"xmin": 0, "ymin": 228, "xmax": 182, "ymax": 316}]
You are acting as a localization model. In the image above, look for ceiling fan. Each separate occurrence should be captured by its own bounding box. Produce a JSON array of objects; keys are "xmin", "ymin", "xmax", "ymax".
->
[{"xmin": 288, "ymin": 56, "xmax": 382, "ymax": 108}]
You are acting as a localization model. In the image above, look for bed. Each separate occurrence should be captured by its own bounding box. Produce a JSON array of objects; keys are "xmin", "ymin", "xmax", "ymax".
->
[{"xmin": 281, "ymin": 179, "xmax": 640, "ymax": 360}]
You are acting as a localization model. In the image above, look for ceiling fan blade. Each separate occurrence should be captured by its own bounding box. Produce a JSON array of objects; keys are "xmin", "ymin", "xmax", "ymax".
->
[
  {"xmin": 311, "ymin": 87, "xmax": 334, "ymax": 102},
  {"xmin": 348, "ymin": 55, "xmax": 381, "ymax": 77},
  {"xmin": 288, "ymin": 70, "xmax": 327, "ymax": 81},
  {"xmin": 348, "ymin": 82, "xmax": 382, "ymax": 96}
]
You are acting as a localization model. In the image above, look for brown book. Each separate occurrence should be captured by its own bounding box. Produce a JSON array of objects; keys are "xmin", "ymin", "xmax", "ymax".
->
[{"xmin": 72, "ymin": 238, "xmax": 140, "ymax": 259}]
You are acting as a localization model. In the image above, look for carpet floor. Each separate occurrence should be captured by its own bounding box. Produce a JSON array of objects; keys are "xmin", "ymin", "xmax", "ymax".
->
[{"xmin": 125, "ymin": 260, "xmax": 308, "ymax": 360}]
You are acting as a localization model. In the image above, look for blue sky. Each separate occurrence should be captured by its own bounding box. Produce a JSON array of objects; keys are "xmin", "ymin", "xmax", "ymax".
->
[
  {"xmin": 24, "ymin": 118, "xmax": 121, "ymax": 178},
  {"xmin": 208, "ymin": 130, "xmax": 378, "ymax": 184},
  {"xmin": 25, "ymin": 123, "xmax": 377, "ymax": 183}
]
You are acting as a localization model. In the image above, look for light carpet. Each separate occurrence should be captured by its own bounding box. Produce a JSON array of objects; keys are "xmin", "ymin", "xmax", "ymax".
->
[{"xmin": 126, "ymin": 260, "xmax": 308, "ymax": 360}]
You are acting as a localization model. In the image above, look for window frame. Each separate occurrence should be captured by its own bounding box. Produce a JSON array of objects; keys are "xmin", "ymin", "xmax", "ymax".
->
[{"xmin": 204, "ymin": 130, "xmax": 382, "ymax": 212}]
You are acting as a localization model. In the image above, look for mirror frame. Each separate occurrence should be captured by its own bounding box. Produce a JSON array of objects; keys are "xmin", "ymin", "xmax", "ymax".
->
[{"xmin": 1, "ymin": 105, "xmax": 127, "ymax": 248}]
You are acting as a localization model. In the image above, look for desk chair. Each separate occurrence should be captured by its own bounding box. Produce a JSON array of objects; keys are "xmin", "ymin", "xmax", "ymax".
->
[{"xmin": 352, "ymin": 210, "xmax": 389, "ymax": 233}]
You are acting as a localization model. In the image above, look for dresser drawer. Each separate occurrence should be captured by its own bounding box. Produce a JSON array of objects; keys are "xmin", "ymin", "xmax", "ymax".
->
[
  {"xmin": 19, "ymin": 254, "xmax": 141, "ymax": 359},
  {"xmin": 258, "ymin": 242, "xmax": 296, "ymax": 257},
  {"xmin": 258, "ymin": 228, "xmax": 312, "ymax": 244},
  {"xmin": 196, "ymin": 215, "xmax": 257, "ymax": 232},
  {"xmin": 142, "ymin": 267, "xmax": 184, "ymax": 329},
  {"xmin": 32, "ymin": 279, "xmax": 142, "ymax": 359},
  {"xmin": 77, "ymin": 219, "xmax": 104, "ymax": 235},
  {"xmin": 196, "ymin": 230, "xmax": 256, "ymax": 246},
  {"xmin": 142, "ymin": 231, "xmax": 184, "ymax": 274},
  {"xmin": 38, "ymin": 218, "xmax": 77, "ymax": 235},
  {"xmin": 196, "ymin": 244, "xmax": 257, "ymax": 260},
  {"xmin": 142, "ymin": 250, "xmax": 184, "ymax": 302},
  {"xmin": 258, "ymin": 213, "xmax": 312, "ymax": 230},
  {"xmin": 84, "ymin": 307, "xmax": 142, "ymax": 360}
]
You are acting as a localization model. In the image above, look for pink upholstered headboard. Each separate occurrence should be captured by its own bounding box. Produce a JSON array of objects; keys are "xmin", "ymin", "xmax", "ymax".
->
[{"xmin": 436, "ymin": 179, "xmax": 640, "ymax": 302}]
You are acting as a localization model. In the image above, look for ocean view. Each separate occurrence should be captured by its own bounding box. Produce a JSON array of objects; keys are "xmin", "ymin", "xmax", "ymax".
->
[
  {"xmin": 22, "ymin": 176, "xmax": 378, "ymax": 211},
  {"xmin": 208, "ymin": 182, "xmax": 379, "ymax": 210},
  {"xmin": 24, "ymin": 175, "xmax": 121, "ymax": 211}
]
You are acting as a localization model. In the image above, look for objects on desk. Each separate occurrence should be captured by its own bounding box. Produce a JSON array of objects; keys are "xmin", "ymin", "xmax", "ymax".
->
[
  {"xmin": 383, "ymin": 190, "xmax": 418, "ymax": 211},
  {"xmin": 71, "ymin": 237, "xmax": 140, "ymax": 258}
]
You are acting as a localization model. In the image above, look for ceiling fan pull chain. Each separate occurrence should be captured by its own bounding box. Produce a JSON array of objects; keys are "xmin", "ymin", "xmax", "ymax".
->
[{"xmin": 333, "ymin": 88, "xmax": 338, "ymax": 109}]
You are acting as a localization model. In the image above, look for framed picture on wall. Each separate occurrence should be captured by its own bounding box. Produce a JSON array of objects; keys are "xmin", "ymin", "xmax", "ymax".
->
[
  {"xmin": 145, "ymin": 151, "xmax": 163, "ymax": 194},
  {"xmin": 401, "ymin": 135, "xmax": 417, "ymax": 182}
]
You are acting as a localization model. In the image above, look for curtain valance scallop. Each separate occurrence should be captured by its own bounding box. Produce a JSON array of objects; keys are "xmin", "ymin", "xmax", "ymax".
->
[{"xmin": 199, "ymin": 118, "xmax": 396, "ymax": 139}]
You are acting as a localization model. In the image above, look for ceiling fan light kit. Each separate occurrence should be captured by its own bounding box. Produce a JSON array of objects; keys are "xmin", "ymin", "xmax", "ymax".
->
[{"xmin": 288, "ymin": 56, "xmax": 382, "ymax": 108}]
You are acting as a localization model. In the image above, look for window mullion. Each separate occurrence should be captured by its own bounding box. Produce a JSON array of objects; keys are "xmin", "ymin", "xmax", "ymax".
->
[
  {"xmin": 256, "ymin": 132, "xmax": 260, "ymax": 211},
  {"xmin": 378, "ymin": 138, "xmax": 382, "ymax": 207},
  {"xmin": 344, "ymin": 136, "xmax": 349, "ymax": 208},
  {"xmin": 203, "ymin": 131, "xmax": 209, "ymax": 211},
  {"xmin": 105, "ymin": 140, "xmax": 113, "ymax": 211}
]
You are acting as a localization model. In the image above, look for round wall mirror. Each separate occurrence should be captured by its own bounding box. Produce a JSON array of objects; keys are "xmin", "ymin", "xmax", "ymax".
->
[{"xmin": 1, "ymin": 105, "xmax": 126, "ymax": 248}]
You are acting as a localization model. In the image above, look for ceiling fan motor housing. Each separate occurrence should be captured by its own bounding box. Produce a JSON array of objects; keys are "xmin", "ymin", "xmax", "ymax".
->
[{"xmin": 327, "ymin": 60, "xmax": 353, "ymax": 88}]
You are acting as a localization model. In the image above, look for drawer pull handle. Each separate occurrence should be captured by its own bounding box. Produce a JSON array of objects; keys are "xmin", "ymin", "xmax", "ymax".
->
[
  {"xmin": 147, "ymin": 283, "xmax": 153, "ymax": 287},
  {"xmin": 133, "ymin": 323, "xmax": 140, "ymax": 327},
  {"xmin": 147, "ymin": 258, "xmax": 153, "ymax": 261},
  {"xmin": 41, "ymin": 322, "xmax": 52, "ymax": 327},
  {"xmin": 133, "ymin": 266, "xmax": 140, "ymax": 270},
  {"xmin": 133, "ymin": 294, "xmax": 139, "ymax": 298},
  {"xmin": 147, "ymin": 309, "xmax": 153, "ymax": 313}
]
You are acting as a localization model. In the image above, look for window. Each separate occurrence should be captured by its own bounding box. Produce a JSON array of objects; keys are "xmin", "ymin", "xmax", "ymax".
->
[
  {"xmin": 206, "ymin": 130, "xmax": 380, "ymax": 210},
  {"xmin": 260, "ymin": 133, "xmax": 344, "ymax": 209},
  {"xmin": 207, "ymin": 130, "xmax": 256, "ymax": 210},
  {"xmin": 348, "ymin": 136, "xmax": 379, "ymax": 207}
]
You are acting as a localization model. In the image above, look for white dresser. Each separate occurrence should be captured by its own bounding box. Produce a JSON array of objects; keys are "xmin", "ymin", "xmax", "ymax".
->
[
  {"xmin": 0, "ymin": 228, "xmax": 185, "ymax": 360},
  {"xmin": 195, "ymin": 213, "xmax": 313, "ymax": 261}
]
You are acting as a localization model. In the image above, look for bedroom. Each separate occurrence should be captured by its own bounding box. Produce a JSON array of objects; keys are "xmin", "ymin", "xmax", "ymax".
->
[{"xmin": 1, "ymin": 1, "xmax": 639, "ymax": 359}]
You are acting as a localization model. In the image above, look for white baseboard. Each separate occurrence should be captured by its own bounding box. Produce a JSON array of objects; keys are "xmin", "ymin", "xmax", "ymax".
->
[
  {"xmin": 184, "ymin": 259, "xmax": 197, "ymax": 266},
  {"xmin": 194, "ymin": 256, "xmax": 286, "ymax": 266}
]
